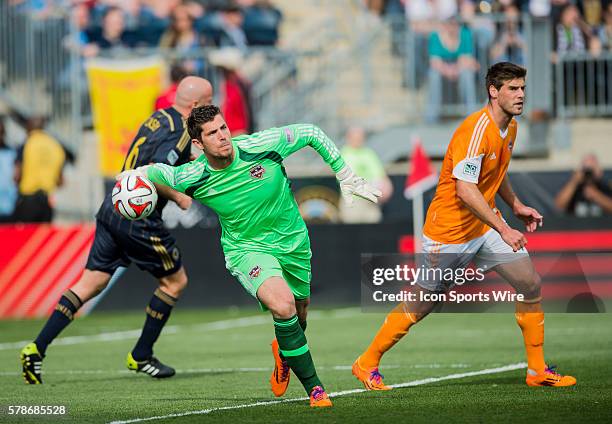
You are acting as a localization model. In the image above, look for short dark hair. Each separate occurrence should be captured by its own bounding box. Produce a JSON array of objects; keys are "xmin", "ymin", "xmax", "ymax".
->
[
  {"xmin": 188, "ymin": 105, "xmax": 221, "ymax": 140},
  {"xmin": 170, "ymin": 64, "xmax": 188, "ymax": 84},
  {"xmin": 485, "ymin": 62, "xmax": 526, "ymax": 99}
]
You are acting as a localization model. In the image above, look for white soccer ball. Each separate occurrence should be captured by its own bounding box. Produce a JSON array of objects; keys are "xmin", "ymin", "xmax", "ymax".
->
[{"xmin": 112, "ymin": 174, "xmax": 158, "ymax": 220}]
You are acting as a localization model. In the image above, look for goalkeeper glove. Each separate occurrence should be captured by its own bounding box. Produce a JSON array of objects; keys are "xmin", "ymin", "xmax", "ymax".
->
[{"xmin": 336, "ymin": 165, "xmax": 382, "ymax": 205}]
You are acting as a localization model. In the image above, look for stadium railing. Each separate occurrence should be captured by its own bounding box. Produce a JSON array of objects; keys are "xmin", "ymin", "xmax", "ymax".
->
[
  {"xmin": 0, "ymin": 5, "xmax": 82, "ymax": 153},
  {"xmin": 394, "ymin": 13, "xmax": 554, "ymax": 121},
  {"xmin": 555, "ymin": 51, "xmax": 612, "ymax": 118}
]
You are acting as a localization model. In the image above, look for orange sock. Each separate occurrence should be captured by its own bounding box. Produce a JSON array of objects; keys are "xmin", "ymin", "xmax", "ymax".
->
[
  {"xmin": 360, "ymin": 302, "xmax": 418, "ymax": 368},
  {"xmin": 515, "ymin": 307, "xmax": 546, "ymax": 373}
]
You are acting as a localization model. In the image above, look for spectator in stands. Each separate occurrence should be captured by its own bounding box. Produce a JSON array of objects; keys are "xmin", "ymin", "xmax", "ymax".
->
[
  {"xmin": 597, "ymin": 2, "xmax": 612, "ymax": 51},
  {"xmin": 120, "ymin": 0, "xmax": 167, "ymax": 46},
  {"xmin": 425, "ymin": 16, "xmax": 478, "ymax": 123},
  {"xmin": 555, "ymin": 154, "xmax": 612, "ymax": 216},
  {"xmin": 68, "ymin": 3, "xmax": 99, "ymax": 58},
  {"xmin": 13, "ymin": 117, "xmax": 66, "ymax": 223},
  {"xmin": 404, "ymin": 0, "xmax": 458, "ymax": 87},
  {"xmin": 581, "ymin": 0, "xmax": 603, "ymax": 29},
  {"xmin": 91, "ymin": 6, "xmax": 134, "ymax": 51},
  {"xmin": 155, "ymin": 65, "xmax": 189, "ymax": 110},
  {"xmin": 241, "ymin": 0, "xmax": 282, "ymax": 46},
  {"xmin": 555, "ymin": 3, "xmax": 587, "ymax": 54},
  {"xmin": 491, "ymin": 4, "xmax": 526, "ymax": 65},
  {"xmin": 218, "ymin": 3, "xmax": 249, "ymax": 52},
  {"xmin": 159, "ymin": 4, "xmax": 208, "ymax": 75},
  {"xmin": 459, "ymin": 0, "xmax": 495, "ymax": 59},
  {"xmin": 209, "ymin": 48, "xmax": 254, "ymax": 136},
  {"xmin": 0, "ymin": 116, "xmax": 17, "ymax": 221},
  {"xmin": 339, "ymin": 127, "xmax": 393, "ymax": 223}
]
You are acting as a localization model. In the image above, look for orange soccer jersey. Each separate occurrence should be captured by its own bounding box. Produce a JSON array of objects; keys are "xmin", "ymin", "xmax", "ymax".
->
[{"xmin": 423, "ymin": 106, "xmax": 518, "ymax": 244}]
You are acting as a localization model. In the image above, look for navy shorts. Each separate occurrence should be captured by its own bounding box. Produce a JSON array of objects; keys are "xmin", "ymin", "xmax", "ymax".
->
[{"xmin": 85, "ymin": 217, "xmax": 182, "ymax": 279}]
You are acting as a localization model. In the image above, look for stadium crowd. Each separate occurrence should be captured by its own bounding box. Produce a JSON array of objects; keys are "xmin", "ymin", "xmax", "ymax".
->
[
  {"xmin": 367, "ymin": 0, "xmax": 612, "ymax": 121},
  {"xmin": 10, "ymin": 0, "xmax": 283, "ymax": 52}
]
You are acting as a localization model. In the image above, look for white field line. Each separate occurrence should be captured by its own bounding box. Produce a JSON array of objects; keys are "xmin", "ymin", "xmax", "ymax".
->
[
  {"xmin": 0, "ymin": 363, "xmax": 478, "ymax": 377},
  {"xmin": 107, "ymin": 363, "xmax": 527, "ymax": 424},
  {"xmin": 0, "ymin": 308, "xmax": 362, "ymax": 351}
]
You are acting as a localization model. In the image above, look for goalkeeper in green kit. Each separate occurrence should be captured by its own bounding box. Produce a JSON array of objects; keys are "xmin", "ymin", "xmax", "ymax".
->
[{"xmin": 125, "ymin": 105, "xmax": 381, "ymax": 407}]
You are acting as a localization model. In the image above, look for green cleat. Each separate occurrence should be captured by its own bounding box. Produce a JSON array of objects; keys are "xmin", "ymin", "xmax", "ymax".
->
[
  {"xmin": 126, "ymin": 352, "xmax": 175, "ymax": 378},
  {"xmin": 20, "ymin": 343, "xmax": 43, "ymax": 384}
]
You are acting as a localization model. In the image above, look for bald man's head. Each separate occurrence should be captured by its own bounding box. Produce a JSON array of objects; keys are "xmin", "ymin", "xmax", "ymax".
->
[{"xmin": 174, "ymin": 76, "xmax": 213, "ymax": 116}]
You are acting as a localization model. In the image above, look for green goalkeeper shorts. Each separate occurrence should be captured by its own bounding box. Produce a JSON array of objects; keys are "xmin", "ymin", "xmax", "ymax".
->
[{"xmin": 225, "ymin": 248, "xmax": 312, "ymax": 304}]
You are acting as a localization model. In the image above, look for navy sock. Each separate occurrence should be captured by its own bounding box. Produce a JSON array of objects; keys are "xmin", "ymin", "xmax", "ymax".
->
[
  {"xmin": 34, "ymin": 290, "xmax": 82, "ymax": 355},
  {"xmin": 131, "ymin": 288, "xmax": 177, "ymax": 361}
]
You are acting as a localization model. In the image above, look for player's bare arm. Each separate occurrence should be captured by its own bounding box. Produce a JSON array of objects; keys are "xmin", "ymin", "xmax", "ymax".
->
[
  {"xmin": 455, "ymin": 179, "xmax": 526, "ymax": 251},
  {"xmin": 498, "ymin": 175, "xmax": 543, "ymax": 232}
]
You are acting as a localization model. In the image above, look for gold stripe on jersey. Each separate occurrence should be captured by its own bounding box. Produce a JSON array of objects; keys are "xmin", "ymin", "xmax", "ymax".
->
[
  {"xmin": 159, "ymin": 109, "xmax": 175, "ymax": 132},
  {"xmin": 176, "ymin": 129, "xmax": 190, "ymax": 152}
]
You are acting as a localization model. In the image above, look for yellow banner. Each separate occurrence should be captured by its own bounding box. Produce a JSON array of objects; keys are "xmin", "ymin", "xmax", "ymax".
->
[{"xmin": 86, "ymin": 58, "xmax": 163, "ymax": 177}]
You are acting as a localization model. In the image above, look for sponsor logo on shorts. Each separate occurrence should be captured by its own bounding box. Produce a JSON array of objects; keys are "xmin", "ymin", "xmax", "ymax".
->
[
  {"xmin": 249, "ymin": 266, "xmax": 262, "ymax": 279},
  {"xmin": 463, "ymin": 162, "xmax": 478, "ymax": 177},
  {"xmin": 250, "ymin": 164, "xmax": 265, "ymax": 179},
  {"xmin": 171, "ymin": 247, "xmax": 180, "ymax": 261}
]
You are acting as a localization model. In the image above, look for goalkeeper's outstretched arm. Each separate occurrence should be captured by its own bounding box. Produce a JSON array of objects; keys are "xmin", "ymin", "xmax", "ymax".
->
[{"xmin": 253, "ymin": 123, "xmax": 383, "ymax": 204}]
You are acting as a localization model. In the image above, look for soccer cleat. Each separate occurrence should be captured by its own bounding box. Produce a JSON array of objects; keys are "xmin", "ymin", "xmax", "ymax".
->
[
  {"xmin": 126, "ymin": 352, "xmax": 175, "ymax": 378},
  {"xmin": 270, "ymin": 338, "xmax": 290, "ymax": 397},
  {"xmin": 352, "ymin": 356, "xmax": 391, "ymax": 390},
  {"xmin": 20, "ymin": 342, "xmax": 43, "ymax": 384},
  {"xmin": 309, "ymin": 385, "xmax": 332, "ymax": 407},
  {"xmin": 525, "ymin": 365, "xmax": 576, "ymax": 387}
]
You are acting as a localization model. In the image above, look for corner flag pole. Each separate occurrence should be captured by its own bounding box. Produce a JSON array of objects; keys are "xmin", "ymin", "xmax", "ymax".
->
[
  {"xmin": 413, "ymin": 192, "xmax": 424, "ymax": 254},
  {"xmin": 404, "ymin": 137, "xmax": 437, "ymax": 254}
]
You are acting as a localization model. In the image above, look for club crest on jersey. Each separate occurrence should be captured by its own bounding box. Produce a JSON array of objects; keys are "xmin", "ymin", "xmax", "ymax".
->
[
  {"xmin": 249, "ymin": 266, "xmax": 262, "ymax": 279},
  {"xmin": 250, "ymin": 164, "xmax": 265, "ymax": 179},
  {"xmin": 508, "ymin": 140, "xmax": 514, "ymax": 150},
  {"xmin": 284, "ymin": 127, "xmax": 294, "ymax": 144}
]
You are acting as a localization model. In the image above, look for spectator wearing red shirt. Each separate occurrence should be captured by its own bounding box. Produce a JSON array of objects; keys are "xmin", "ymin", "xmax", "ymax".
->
[{"xmin": 210, "ymin": 48, "xmax": 254, "ymax": 136}]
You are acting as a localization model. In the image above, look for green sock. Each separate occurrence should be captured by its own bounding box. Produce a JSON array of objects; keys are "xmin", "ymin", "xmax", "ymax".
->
[{"xmin": 273, "ymin": 315, "xmax": 322, "ymax": 393}]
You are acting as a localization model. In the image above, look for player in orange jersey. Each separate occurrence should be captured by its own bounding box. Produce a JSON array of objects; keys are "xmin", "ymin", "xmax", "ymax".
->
[{"xmin": 353, "ymin": 62, "xmax": 576, "ymax": 389}]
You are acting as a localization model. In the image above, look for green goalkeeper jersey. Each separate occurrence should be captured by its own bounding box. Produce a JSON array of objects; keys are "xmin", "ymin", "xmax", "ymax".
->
[{"xmin": 146, "ymin": 124, "xmax": 346, "ymax": 255}]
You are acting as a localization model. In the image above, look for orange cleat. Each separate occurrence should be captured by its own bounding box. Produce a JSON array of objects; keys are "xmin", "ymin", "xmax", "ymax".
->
[
  {"xmin": 352, "ymin": 356, "xmax": 391, "ymax": 391},
  {"xmin": 309, "ymin": 385, "xmax": 332, "ymax": 407},
  {"xmin": 526, "ymin": 365, "xmax": 577, "ymax": 387},
  {"xmin": 269, "ymin": 339, "xmax": 290, "ymax": 397}
]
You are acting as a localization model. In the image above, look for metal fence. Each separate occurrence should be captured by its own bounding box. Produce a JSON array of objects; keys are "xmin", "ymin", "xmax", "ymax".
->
[
  {"xmin": 555, "ymin": 52, "xmax": 612, "ymax": 118},
  {"xmin": 397, "ymin": 13, "xmax": 554, "ymax": 120},
  {"xmin": 0, "ymin": 4, "xmax": 82, "ymax": 151},
  {"xmin": 1, "ymin": 4, "xmax": 611, "ymax": 157}
]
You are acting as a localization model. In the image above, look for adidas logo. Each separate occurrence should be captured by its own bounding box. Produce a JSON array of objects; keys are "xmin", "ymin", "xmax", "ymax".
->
[
  {"xmin": 141, "ymin": 363, "xmax": 161, "ymax": 376},
  {"xmin": 489, "ymin": 152, "xmax": 497, "ymax": 160}
]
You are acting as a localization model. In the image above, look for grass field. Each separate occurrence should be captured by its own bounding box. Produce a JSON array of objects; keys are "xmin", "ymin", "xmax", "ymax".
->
[{"xmin": 0, "ymin": 308, "xmax": 611, "ymax": 423}]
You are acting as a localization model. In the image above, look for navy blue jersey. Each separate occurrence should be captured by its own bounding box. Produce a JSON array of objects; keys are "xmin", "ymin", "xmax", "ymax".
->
[{"xmin": 97, "ymin": 106, "xmax": 191, "ymax": 224}]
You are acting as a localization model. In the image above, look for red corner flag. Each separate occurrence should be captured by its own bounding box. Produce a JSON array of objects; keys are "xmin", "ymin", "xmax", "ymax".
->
[{"xmin": 404, "ymin": 138, "xmax": 438, "ymax": 199}]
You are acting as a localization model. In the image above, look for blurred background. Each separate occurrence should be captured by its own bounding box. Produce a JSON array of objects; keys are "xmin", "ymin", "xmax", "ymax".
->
[{"xmin": 0, "ymin": 0, "xmax": 611, "ymax": 317}]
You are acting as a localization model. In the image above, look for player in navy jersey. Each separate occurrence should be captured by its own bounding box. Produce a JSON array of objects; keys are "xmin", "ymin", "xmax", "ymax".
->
[{"xmin": 20, "ymin": 77, "xmax": 213, "ymax": 384}]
